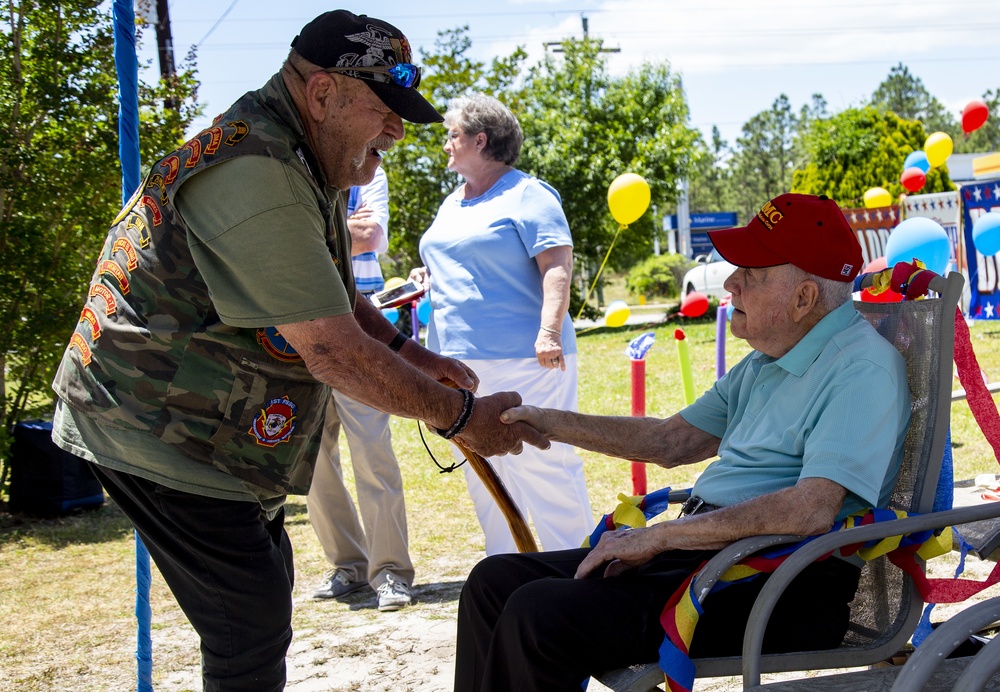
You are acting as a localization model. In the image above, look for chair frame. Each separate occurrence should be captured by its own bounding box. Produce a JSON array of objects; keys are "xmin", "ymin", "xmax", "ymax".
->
[{"xmin": 597, "ymin": 272, "xmax": 1000, "ymax": 691}]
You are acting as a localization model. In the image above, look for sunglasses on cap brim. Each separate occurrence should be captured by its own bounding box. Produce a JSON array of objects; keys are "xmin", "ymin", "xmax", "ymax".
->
[{"xmin": 323, "ymin": 63, "xmax": 421, "ymax": 88}]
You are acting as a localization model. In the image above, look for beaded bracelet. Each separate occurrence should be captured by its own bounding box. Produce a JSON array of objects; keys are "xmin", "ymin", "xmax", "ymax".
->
[
  {"xmin": 387, "ymin": 331, "xmax": 409, "ymax": 352},
  {"xmin": 435, "ymin": 388, "xmax": 476, "ymax": 440}
]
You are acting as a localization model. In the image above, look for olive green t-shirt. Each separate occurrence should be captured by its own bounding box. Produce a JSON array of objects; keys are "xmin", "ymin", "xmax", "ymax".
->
[{"xmin": 54, "ymin": 155, "xmax": 353, "ymax": 507}]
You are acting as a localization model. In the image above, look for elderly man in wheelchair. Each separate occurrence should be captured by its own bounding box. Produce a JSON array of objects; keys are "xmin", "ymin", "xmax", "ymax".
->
[{"xmin": 454, "ymin": 193, "xmax": 911, "ymax": 692}]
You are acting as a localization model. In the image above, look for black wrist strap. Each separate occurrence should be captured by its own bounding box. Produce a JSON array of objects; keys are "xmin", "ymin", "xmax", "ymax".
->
[
  {"xmin": 435, "ymin": 388, "xmax": 475, "ymax": 440},
  {"xmin": 387, "ymin": 331, "xmax": 409, "ymax": 352}
]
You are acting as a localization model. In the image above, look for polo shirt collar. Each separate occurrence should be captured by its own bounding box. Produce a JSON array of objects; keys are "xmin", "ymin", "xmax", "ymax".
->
[{"xmin": 772, "ymin": 301, "xmax": 857, "ymax": 376}]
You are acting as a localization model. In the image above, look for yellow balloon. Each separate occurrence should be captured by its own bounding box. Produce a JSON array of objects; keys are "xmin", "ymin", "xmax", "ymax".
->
[
  {"xmin": 863, "ymin": 187, "xmax": 892, "ymax": 209},
  {"xmin": 384, "ymin": 277, "xmax": 406, "ymax": 290},
  {"xmin": 605, "ymin": 300, "xmax": 631, "ymax": 328},
  {"xmin": 924, "ymin": 132, "xmax": 953, "ymax": 168},
  {"xmin": 607, "ymin": 173, "xmax": 651, "ymax": 226}
]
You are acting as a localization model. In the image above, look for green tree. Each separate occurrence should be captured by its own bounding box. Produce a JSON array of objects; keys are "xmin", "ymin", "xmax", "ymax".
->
[
  {"xmin": 688, "ymin": 125, "xmax": 735, "ymax": 214},
  {"xmin": 0, "ymin": 1, "xmax": 198, "ymax": 486},
  {"xmin": 516, "ymin": 38, "xmax": 702, "ymax": 280},
  {"xmin": 381, "ymin": 27, "xmax": 525, "ymax": 274},
  {"xmin": 727, "ymin": 95, "xmax": 799, "ymax": 222},
  {"xmin": 792, "ymin": 106, "xmax": 953, "ymax": 205},
  {"xmin": 870, "ymin": 63, "xmax": 957, "ymax": 138}
]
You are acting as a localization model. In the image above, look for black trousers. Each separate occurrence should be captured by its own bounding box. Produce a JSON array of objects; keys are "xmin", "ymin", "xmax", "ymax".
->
[
  {"xmin": 455, "ymin": 547, "xmax": 861, "ymax": 692},
  {"xmin": 91, "ymin": 464, "xmax": 294, "ymax": 692}
]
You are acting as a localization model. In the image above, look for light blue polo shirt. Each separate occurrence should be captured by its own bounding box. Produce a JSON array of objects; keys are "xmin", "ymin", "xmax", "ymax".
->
[
  {"xmin": 682, "ymin": 301, "xmax": 910, "ymax": 521},
  {"xmin": 419, "ymin": 169, "xmax": 577, "ymax": 360}
]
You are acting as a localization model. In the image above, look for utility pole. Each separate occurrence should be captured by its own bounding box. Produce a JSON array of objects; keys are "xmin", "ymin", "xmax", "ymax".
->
[
  {"xmin": 155, "ymin": 0, "xmax": 178, "ymax": 111},
  {"xmin": 544, "ymin": 14, "xmax": 621, "ymax": 54}
]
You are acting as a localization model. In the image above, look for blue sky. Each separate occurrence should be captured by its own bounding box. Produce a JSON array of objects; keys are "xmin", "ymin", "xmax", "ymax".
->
[{"xmin": 138, "ymin": 0, "xmax": 999, "ymax": 147}]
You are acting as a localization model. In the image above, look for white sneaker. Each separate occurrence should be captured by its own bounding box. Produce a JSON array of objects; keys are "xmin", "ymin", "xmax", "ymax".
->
[
  {"xmin": 312, "ymin": 568, "xmax": 369, "ymax": 600},
  {"xmin": 376, "ymin": 574, "xmax": 412, "ymax": 612}
]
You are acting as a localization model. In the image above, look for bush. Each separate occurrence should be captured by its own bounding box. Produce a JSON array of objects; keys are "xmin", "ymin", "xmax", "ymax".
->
[{"xmin": 625, "ymin": 253, "xmax": 695, "ymax": 300}]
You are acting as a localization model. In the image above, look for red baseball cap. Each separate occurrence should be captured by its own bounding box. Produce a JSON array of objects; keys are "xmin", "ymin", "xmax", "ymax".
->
[{"xmin": 708, "ymin": 194, "xmax": 863, "ymax": 282}]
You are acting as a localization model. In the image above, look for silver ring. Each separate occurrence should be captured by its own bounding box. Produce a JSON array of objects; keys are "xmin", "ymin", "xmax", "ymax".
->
[{"xmin": 552, "ymin": 357, "xmax": 560, "ymax": 363}]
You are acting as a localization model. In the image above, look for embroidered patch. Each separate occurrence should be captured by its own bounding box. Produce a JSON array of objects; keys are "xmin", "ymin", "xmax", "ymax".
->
[
  {"xmin": 79, "ymin": 307, "xmax": 101, "ymax": 341},
  {"xmin": 98, "ymin": 260, "xmax": 130, "ymax": 295},
  {"xmin": 256, "ymin": 326, "xmax": 302, "ymax": 362},
  {"xmin": 249, "ymin": 396, "xmax": 298, "ymax": 447},
  {"xmin": 112, "ymin": 237, "xmax": 139, "ymax": 270},
  {"xmin": 90, "ymin": 284, "xmax": 118, "ymax": 315},
  {"xmin": 69, "ymin": 333, "xmax": 93, "ymax": 366}
]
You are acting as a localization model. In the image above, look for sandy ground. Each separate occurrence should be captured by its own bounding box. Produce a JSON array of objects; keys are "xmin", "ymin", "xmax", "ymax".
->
[{"xmin": 139, "ymin": 548, "xmax": 997, "ymax": 692}]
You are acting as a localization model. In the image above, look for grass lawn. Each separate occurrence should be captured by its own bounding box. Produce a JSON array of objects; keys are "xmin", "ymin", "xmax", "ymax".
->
[{"xmin": 2, "ymin": 310, "xmax": 1000, "ymax": 690}]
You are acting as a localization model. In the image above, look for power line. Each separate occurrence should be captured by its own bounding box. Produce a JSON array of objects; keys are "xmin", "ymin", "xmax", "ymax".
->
[
  {"xmin": 196, "ymin": 0, "xmax": 240, "ymax": 48},
  {"xmin": 167, "ymin": 0, "xmax": 999, "ymax": 25}
]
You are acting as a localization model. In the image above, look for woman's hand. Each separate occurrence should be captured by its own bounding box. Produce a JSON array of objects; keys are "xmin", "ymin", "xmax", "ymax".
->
[
  {"xmin": 535, "ymin": 328, "xmax": 565, "ymax": 371},
  {"xmin": 408, "ymin": 266, "xmax": 429, "ymax": 291}
]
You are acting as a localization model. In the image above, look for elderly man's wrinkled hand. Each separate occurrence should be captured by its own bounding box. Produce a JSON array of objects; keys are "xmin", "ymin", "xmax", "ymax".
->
[
  {"xmin": 574, "ymin": 526, "xmax": 663, "ymax": 579},
  {"xmin": 456, "ymin": 391, "xmax": 550, "ymax": 458}
]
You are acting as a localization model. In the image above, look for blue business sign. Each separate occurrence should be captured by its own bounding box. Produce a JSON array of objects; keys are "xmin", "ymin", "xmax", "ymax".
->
[{"xmin": 665, "ymin": 212, "xmax": 739, "ymax": 257}]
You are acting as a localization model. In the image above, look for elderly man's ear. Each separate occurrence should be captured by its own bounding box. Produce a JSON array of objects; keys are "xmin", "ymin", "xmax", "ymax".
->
[
  {"xmin": 305, "ymin": 72, "xmax": 337, "ymax": 122},
  {"xmin": 790, "ymin": 281, "xmax": 820, "ymax": 322}
]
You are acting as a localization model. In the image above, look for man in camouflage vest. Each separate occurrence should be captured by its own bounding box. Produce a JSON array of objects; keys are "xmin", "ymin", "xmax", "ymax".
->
[{"xmin": 50, "ymin": 10, "xmax": 546, "ymax": 690}]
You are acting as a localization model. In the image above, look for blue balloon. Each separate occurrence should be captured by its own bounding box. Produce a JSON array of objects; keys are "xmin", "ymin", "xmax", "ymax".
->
[
  {"xmin": 973, "ymin": 212, "xmax": 1000, "ymax": 256},
  {"xmin": 903, "ymin": 150, "xmax": 930, "ymax": 174},
  {"xmin": 885, "ymin": 217, "xmax": 951, "ymax": 276},
  {"xmin": 415, "ymin": 295, "xmax": 432, "ymax": 325},
  {"xmin": 381, "ymin": 307, "xmax": 399, "ymax": 324}
]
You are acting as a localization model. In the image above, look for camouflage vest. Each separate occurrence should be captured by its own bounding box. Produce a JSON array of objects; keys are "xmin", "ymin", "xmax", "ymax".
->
[{"xmin": 52, "ymin": 74, "xmax": 354, "ymax": 495}]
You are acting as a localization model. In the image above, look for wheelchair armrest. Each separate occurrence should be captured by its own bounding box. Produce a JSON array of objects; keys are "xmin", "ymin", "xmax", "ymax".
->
[
  {"xmin": 741, "ymin": 502, "xmax": 1000, "ymax": 687},
  {"xmin": 692, "ymin": 534, "xmax": 804, "ymax": 602},
  {"xmin": 667, "ymin": 488, "xmax": 692, "ymax": 504}
]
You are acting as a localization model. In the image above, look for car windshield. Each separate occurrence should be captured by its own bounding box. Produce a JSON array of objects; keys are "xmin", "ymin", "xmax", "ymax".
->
[{"xmin": 708, "ymin": 248, "xmax": 724, "ymax": 263}]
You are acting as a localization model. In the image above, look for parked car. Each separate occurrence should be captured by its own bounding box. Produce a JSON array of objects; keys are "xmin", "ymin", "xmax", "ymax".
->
[{"xmin": 681, "ymin": 248, "xmax": 735, "ymax": 298}]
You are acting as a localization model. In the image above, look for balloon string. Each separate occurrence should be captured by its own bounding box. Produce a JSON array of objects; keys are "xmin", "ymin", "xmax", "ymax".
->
[{"xmin": 576, "ymin": 223, "xmax": 625, "ymax": 320}]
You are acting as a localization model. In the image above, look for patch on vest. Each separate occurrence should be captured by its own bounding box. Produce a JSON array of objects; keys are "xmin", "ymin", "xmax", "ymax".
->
[
  {"xmin": 250, "ymin": 396, "xmax": 298, "ymax": 447},
  {"xmin": 256, "ymin": 326, "xmax": 302, "ymax": 362}
]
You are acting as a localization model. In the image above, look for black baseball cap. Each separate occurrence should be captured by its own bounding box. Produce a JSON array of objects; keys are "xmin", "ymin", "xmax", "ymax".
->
[{"xmin": 291, "ymin": 10, "xmax": 443, "ymax": 124}]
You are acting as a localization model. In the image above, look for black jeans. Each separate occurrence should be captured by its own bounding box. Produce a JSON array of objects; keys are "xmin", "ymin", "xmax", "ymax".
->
[
  {"xmin": 455, "ymin": 547, "xmax": 861, "ymax": 692},
  {"xmin": 91, "ymin": 465, "xmax": 294, "ymax": 691}
]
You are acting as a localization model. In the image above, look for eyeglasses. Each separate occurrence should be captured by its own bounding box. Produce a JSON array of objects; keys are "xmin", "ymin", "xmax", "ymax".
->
[{"xmin": 324, "ymin": 63, "xmax": 421, "ymax": 88}]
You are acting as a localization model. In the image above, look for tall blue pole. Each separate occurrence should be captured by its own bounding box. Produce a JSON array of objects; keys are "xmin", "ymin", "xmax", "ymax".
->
[{"xmin": 112, "ymin": 2, "xmax": 153, "ymax": 690}]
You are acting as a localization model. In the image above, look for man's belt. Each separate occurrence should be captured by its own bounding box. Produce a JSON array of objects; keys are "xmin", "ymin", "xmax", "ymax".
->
[{"xmin": 678, "ymin": 496, "xmax": 721, "ymax": 517}]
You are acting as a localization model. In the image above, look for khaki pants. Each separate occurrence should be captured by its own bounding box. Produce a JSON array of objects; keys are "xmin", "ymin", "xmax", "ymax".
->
[{"xmin": 307, "ymin": 392, "xmax": 413, "ymax": 589}]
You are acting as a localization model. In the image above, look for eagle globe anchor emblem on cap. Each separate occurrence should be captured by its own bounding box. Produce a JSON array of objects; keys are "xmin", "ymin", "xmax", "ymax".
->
[{"xmin": 250, "ymin": 396, "xmax": 298, "ymax": 447}]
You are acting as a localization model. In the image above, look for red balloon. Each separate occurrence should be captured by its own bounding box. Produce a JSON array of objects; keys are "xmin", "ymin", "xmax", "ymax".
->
[
  {"xmin": 860, "ymin": 256, "xmax": 902, "ymax": 303},
  {"xmin": 962, "ymin": 99, "xmax": 989, "ymax": 135},
  {"xmin": 680, "ymin": 291, "xmax": 709, "ymax": 317},
  {"xmin": 900, "ymin": 166, "xmax": 926, "ymax": 193}
]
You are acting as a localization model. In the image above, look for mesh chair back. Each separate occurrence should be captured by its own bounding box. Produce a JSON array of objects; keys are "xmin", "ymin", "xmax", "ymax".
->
[{"xmin": 843, "ymin": 296, "xmax": 951, "ymax": 649}]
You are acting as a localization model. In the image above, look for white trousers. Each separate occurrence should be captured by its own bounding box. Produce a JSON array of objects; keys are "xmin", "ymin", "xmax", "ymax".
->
[{"xmin": 454, "ymin": 354, "xmax": 593, "ymax": 555}]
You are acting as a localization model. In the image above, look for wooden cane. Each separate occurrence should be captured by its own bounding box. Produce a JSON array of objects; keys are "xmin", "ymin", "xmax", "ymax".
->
[{"xmin": 451, "ymin": 438, "xmax": 538, "ymax": 553}]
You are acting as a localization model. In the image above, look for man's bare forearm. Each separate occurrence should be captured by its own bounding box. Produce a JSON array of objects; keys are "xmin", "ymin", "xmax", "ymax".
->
[
  {"xmin": 280, "ymin": 314, "xmax": 459, "ymax": 429},
  {"xmin": 575, "ymin": 478, "xmax": 847, "ymax": 578},
  {"xmin": 503, "ymin": 407, "xmax": 720, "ymax": 468}
]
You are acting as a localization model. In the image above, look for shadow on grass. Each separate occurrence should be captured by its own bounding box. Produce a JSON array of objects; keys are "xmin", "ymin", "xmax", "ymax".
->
[{"xmin": 0, "ymin": 498, "xmax": 134, "ymax": 547}]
